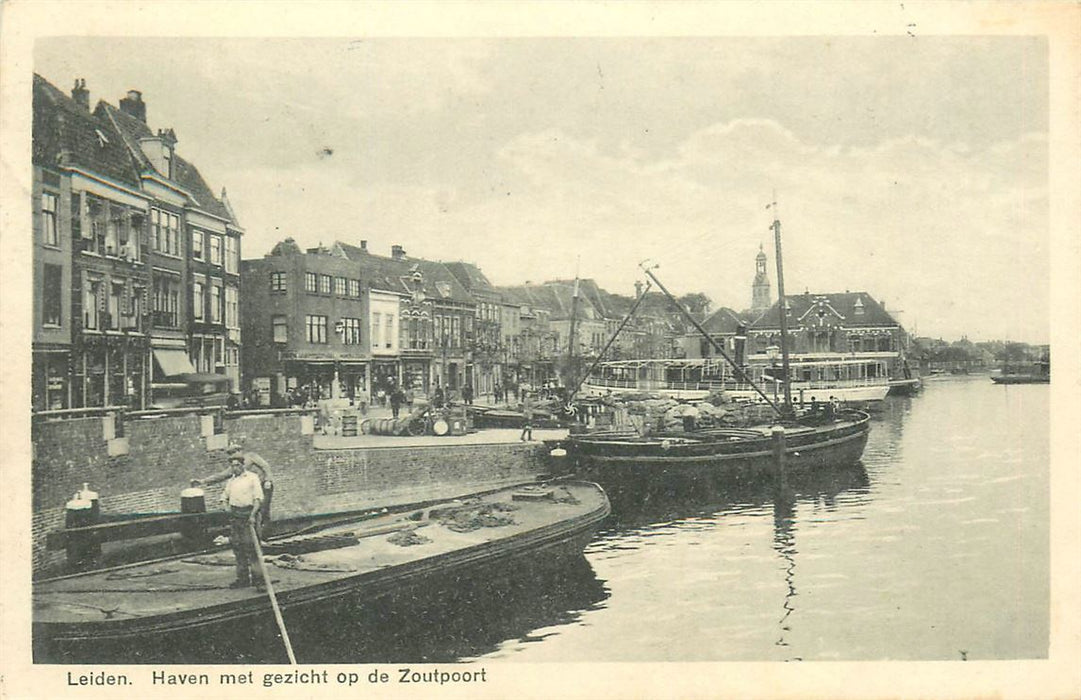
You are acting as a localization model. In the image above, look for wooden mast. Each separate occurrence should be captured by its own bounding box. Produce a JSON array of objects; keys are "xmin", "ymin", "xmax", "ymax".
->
[{"xmin": 769, "ymin": 196, "xmax": 795, "ymax": 416}]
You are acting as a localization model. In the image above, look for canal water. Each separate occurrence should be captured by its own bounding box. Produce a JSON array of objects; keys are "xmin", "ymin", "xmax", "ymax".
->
[
  {"xmin": 458, "ymin": 374, "xmax": 1050, "ymax": 662},
  {"xmin": 71, "ymin": 375, "xmax": 1048, "ymax": 665}
]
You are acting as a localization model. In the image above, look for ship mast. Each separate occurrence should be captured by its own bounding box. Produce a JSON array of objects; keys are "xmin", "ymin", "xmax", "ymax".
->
[{"xmin": 769, "ymin": 196, "xmax": 795, "ymax": 416}]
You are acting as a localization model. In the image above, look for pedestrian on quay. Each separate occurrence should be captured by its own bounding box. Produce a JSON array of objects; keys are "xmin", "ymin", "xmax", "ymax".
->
[
  {"xmin": 433, "ymin": 384, "xmax": 445, "ymax": 409},
  {"xmin": 462, "ymin": 384, "xmax": 474, "ymax": 405},
  {"xmin": 195, "ymin": 444, "xmax": 274, "ymax": 542},
  {"xmin": 219, "ymin": 452, "xmax": 264, "ymax": 589},
  {"xmin": 405, "ymin": 387, "xmax": 415, "ymax": 411},
  {"xmin": 390, "ymin": 384, "xmax": 404, "ymax": 419},
  {"xmin": 520, "ymin": 391, "xmax": 534, "ymax": 442}
]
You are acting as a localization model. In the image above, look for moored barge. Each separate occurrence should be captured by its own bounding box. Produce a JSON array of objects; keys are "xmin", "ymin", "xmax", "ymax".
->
[{"xmin": 33, "ymin": 480, "xmax": 610, "ymax": 661}]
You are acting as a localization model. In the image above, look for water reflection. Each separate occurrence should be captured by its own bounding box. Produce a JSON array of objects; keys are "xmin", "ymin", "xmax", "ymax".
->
[{"xmin": 600, "ymin": 462, "xmax": 870, "ymax": 532}]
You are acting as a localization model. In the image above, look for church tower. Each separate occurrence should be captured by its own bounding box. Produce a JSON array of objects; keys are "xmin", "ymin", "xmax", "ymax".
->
[{"xmin": 751, "ymin": 244, "xmax": 771, "ymax": 313}]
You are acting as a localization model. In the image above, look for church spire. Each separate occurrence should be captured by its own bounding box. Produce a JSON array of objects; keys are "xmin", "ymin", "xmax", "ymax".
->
[{"xmin": 751, "ymin": 243, "xmax": 771, "ymax": 313}]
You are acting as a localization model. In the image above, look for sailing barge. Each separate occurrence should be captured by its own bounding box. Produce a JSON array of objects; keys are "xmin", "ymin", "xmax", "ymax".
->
[
  {"xmin": 568, "ymin": 409, "xmax": 870, "ymax": 469},
  {"xmin": 33, "ymin": 480, "xmax": 609, "ymax": 660},
  {"xmin": 562, "ymin": 203, "xmax": 872, "ymax": 477}
]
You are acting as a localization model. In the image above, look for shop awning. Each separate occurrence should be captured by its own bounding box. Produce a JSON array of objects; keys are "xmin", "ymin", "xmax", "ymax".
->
[{"xmin": 152, "ymin": 348, "xmax": 196, "ymax": 378}]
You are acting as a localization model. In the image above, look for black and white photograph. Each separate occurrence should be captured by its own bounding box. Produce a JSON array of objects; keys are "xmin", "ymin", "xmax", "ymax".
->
[{"xmin": 2, "ymin": 2, "xmax": 1079, "ymax": 699}]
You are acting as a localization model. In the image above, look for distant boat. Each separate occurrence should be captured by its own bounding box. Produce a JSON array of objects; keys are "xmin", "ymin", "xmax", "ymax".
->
[
  {"xmin": 991, "ymin": 370, "xmax": 1049, "ymax": 384},
  {"xmin": 33, "ymin": 480, "xmax": 610, "ymax": 662},
  {"xmin": 991, "ymin": 357, "xmax": 1050, "ymax": 384},
  {"xmin": 580, "ymin": 354, "xmax": 892, "ymax": 404}
]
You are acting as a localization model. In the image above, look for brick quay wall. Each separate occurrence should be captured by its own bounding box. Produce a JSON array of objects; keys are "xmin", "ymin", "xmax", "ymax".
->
[{"xmin": 30, "ymin": 411, "xmax": 551, "ymax": 577}]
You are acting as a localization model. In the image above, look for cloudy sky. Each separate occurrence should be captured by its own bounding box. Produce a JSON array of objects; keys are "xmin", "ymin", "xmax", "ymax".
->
[{"xmin": 36, "ymin": 35, "xmax": 1049, "ymax": 342}]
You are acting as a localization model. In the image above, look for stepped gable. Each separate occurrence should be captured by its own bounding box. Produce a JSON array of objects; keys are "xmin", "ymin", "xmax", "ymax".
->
[
  {"xmin": 32, "ymin": 74, "xmax": 140, "ymax": 186},
  {"xmin": 97, "ymin": 100, "xmax": 234, "ymax": 222},
  {"xmin": 751, "ymin": 291, "xmax": 899, "ymax": 330}
]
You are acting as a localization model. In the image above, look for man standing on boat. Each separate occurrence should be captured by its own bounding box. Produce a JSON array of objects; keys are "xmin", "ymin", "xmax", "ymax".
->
[
  {"xmin": 220, "ymin": 452, "xmax": 265, "ymax": 590},
  {"xmin": 195, "ymin": 444, "xmax": 274, "ymax": 541}
]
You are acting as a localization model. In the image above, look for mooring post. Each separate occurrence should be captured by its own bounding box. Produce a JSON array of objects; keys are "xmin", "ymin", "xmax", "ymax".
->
[{"xmin": 771, "ymin": 425, "xmax": 786, "ymax": 470}]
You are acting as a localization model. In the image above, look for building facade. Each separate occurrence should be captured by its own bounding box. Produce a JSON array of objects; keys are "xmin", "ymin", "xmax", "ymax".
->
[
  {"xmin": 240, "ymin": 240, "xmax": 370, "ymax": 406},
  {"xmin": 32, "ymin": 75, "xmax": 243, "ymax": 411}
]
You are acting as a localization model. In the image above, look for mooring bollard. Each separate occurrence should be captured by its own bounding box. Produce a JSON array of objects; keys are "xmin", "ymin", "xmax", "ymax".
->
[
  {"xmin": 771, "ymin": 426, "xmax": 786, "ymax": 469},
  {"xmin": 64, "ymin": 483, "xmax": 100, "ymax": 571},
  {"xmin": 179, "ymin": 484, "xmax": 208, "ymax": 546}
]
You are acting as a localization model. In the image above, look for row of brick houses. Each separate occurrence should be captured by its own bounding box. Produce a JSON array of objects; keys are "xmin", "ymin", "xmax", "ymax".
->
[
  {"xmin": 31, "ymin": 75, "xmax": 242, "ymax": 411},
  {"xmin": 31, "ymin": 73, "xmax": 908, "ymax": 412}
]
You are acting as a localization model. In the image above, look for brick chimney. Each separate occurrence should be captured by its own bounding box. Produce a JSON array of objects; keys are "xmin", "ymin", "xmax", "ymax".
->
[
  {"xmin": 391, "ymin": 244, "xmax": 406, "ymax": 260},
  {"xmin": 71, "ymin": 79, "xmax": 89, "ymax": 110},
  {"xmin": 118, "ymin": 90, "xmax": 146, "ymax": 122},
  {"xmin": 359, "ymin": 240, "xmax": 368, "ymax": 252},
  {"xmin": 634, "ymin": 281, "xmax": 644, "ymax": 299}
]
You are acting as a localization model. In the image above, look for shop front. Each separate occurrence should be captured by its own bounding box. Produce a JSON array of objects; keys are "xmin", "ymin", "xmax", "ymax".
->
[
  {"xmin": 32, "ymin": 348, "xmax": 71, "ymax": 411},
  {"xmin": 371, "ymin": 359, "xmax": 400, "ymax": 407},
  {"xmin": 400, "ymin": 358, "xmax": 430, "ymax": 393}
]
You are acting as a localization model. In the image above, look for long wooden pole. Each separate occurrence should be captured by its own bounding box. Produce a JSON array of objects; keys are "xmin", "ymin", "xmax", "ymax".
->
[
  {"xmin": 250, "ymin": 523, "xmax": 296, "ymax": 664},
  {"xmin": 770, "ymin": 203, "xmax": 795, "ymax": 414},
  {"xmin": 640, "ymin": 264, "xmax": 783, "ymax": 416}
]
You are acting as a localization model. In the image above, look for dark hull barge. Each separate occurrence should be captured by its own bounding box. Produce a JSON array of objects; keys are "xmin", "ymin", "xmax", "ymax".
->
[
  {"xmin": 33, "ymin": 481, "xmax": 610, "ymax": 658},
  {"xmin": 990, "ymin": 374, "xmax": 1050, "ymax": 385},
  {"xmin": 566, "ymin": 410, "xmax": 870, "ymax": 475}
]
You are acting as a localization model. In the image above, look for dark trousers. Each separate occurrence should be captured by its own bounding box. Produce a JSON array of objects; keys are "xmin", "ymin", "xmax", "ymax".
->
[{"xmin": 229, "ymin": 507, "xmax": 263, "ymax": 585}]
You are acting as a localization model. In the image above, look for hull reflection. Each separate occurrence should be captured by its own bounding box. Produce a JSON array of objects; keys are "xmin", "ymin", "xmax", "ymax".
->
[{"xmin": 602, "ymin": 462, "xmax": 870, "ymax": 530}]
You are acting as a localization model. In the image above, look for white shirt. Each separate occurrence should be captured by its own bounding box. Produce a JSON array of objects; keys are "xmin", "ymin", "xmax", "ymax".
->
[{"xmin": 222, "ymin": 470, "xmax": 264, "ymax": 508}]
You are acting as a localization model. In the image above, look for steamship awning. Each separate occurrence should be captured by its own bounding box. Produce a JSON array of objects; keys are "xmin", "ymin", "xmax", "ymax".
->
[{"xmin": 152, "ymin": 348, "xmax": 196, "ymax": 377}]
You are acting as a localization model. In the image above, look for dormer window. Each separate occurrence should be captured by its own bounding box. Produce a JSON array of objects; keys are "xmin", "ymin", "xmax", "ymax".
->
[
  {"xmin": 854, "ymin": 297, "xmax": 865, "ymax": 315},
  {"xmin": 162, "ymin": 143, "xmax": 172, "ymax": 178}
]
